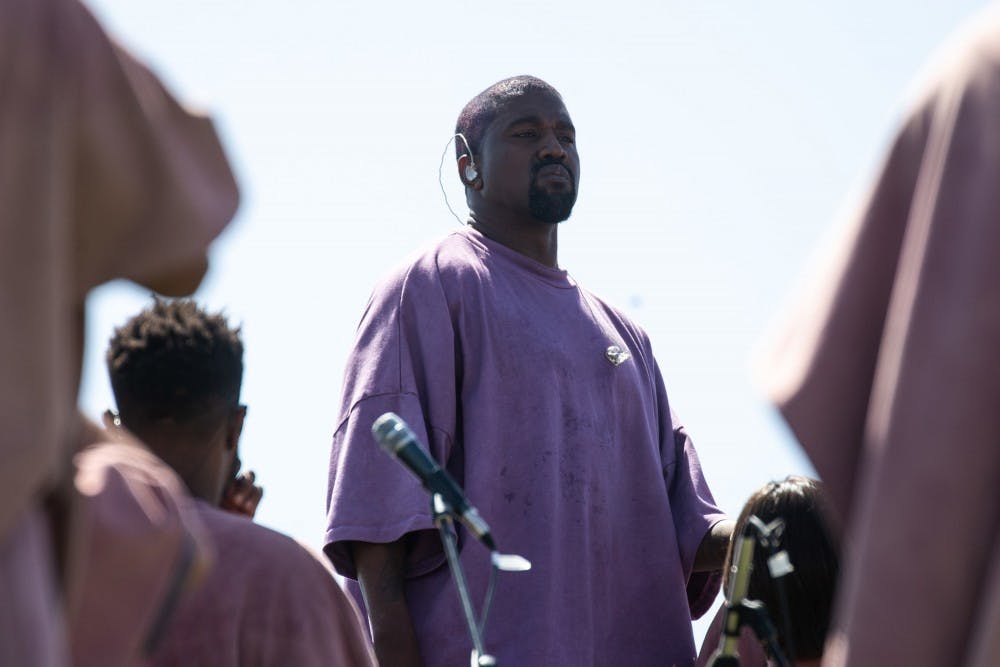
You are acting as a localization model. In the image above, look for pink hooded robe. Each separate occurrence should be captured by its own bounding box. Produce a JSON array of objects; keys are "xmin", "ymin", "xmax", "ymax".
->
[
  {"xmin": 0, "ymin": 0, "xmax": 238, "ymax": 663},
  {"xmin": 757, "ymin": 7, "xmax": 1000, "ymax": 666}
]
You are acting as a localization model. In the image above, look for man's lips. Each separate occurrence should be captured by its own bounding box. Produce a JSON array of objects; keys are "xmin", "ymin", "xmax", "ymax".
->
[{"xmin": 534, "ymin": 164, "xmax": 573, "ymax": 182}]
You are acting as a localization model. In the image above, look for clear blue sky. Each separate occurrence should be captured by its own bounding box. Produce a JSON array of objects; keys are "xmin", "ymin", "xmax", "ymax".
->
[{"xmin": 80, "ymin": 0, "xmax": 992, "ymax": 646}]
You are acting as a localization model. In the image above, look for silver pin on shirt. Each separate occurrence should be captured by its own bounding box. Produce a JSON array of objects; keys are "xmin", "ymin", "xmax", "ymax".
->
[{"xmin": 605, "ymin": 345, "xmax": 631, "ymax": 366}]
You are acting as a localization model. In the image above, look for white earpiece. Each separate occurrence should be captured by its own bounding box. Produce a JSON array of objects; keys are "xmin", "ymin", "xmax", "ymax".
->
[{"xmin": 456, "ymin": 133, "xmax": 478, "ymax": 183}]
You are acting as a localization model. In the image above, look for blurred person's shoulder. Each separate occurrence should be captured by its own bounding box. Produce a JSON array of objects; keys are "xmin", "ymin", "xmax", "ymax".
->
[
  {"xmin": 191, "ymin": 502, "xmax": 328, "ymax": 579},
  {"xmin": 902, "ymin": 5, "xmax": 1000, "ymax": 115}
]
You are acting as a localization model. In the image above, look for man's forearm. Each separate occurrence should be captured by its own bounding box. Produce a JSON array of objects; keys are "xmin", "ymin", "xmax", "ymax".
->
[
  {"xmin": 351, "ymin": 539, "xmax": 425, "ymax": 667},
  {"xmin": 693, "ymin": 519, "xmax": 735, "ymax": 572}
]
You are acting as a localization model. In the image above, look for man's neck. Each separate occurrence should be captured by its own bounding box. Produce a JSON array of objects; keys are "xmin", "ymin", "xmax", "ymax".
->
[
  {"xmin": 468, "ymin": 211, "xmax": 559, "ymax": 268},
  {"xmin": 178, "ymin": 477, "xmax": 221, "ymax": 505},
  {"xmin": 140, "ymin": 435, "xmax": 224, "ymax": 505}
]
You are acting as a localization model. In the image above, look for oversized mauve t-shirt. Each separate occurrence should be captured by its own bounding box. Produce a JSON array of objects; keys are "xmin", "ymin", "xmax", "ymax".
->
[{"xmin": 326, "ymin": 226, "xmax": 725, "ymax": 667}]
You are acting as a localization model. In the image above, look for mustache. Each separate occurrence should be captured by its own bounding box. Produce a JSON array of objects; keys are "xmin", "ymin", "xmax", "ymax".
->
[{"xmin": 531, "ymin": 157, "xmax": 573, "ymax": 180}]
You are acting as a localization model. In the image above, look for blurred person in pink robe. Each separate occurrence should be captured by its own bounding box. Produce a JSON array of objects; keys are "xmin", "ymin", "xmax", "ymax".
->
[
  {"xmin": 756, "ymin": 6, "xmax": 1000, "ymax": 666},
  {"xmin": 106, "ymin": 299, "xmax": 376, "ymax": 667},
  {"xmin": 0, "ymin": 0, "xmax": 239, "ymax": 663}
]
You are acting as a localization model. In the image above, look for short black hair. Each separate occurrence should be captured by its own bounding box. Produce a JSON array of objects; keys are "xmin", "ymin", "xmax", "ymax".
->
[
  {"xmin": 724, "ymin": 476, "xmax": 839, "ymax": 661},
  {"xmin": 455, "ymin": 75, "xmax": 563, "ymax": 159},
  {"xmin": 107, "ymin": 298, "xmax": 243, "ymax": 429}
]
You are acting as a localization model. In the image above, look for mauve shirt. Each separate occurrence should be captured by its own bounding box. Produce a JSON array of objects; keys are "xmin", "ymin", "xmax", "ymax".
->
[
  {"xmin": 326, "ymin": 226, "xmax": 725, "ymax": 667},
  {"xmin": 151, "ymin": 502, "xmax": 376, "ymax": 667}
]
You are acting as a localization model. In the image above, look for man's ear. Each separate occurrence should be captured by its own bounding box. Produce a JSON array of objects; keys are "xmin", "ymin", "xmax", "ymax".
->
[
  {"xmin": 225, "ymin": 405, "xmax": 247, "ymax": 452},
  {"xmin": 458, "ymin": 154, "xmax": 482, "ymax": 190}
]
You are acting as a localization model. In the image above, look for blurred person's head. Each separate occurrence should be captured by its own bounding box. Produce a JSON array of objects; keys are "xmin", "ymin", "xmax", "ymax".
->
[
  {"xmin": 106, "ymin": 298, "xmax": 245, "ymax": 504},
  {"xmin": 724, "ymin": 476, "xmax": 839, "ymax": 663}
]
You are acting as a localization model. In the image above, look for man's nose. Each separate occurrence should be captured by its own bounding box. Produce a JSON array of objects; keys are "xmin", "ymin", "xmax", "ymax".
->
[{"xmin": 538, "ymin": 129, "xmax": 567, "ymax": 160}]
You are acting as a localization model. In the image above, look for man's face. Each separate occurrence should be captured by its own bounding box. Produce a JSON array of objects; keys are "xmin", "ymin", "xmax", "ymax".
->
[{"xmin": 475, "ymin": 90, "xmax": 580, "ymax": 224}]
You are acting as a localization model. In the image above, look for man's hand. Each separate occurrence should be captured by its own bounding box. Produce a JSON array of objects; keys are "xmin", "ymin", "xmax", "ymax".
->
[{"xmin": 220, "ymin": 470, "xmax": 263, "ymax": 518}]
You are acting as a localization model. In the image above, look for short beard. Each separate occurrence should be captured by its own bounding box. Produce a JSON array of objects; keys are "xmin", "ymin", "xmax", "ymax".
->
[{"xmin": 528, "ymin": 185, "xmax": 577, "ymax": 223}]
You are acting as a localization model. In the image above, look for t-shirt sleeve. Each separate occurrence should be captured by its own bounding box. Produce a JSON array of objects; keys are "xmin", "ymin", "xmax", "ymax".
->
[
  {"xmin": 324, "ymin": 256, "xmax": 458, "ymax": 580},
  {"xmin": 668, "ymin": 422, "xmax": 727, "ymax": 618},
  {"xmin": 654, "ymin": 361, "xmax": 727, "ymax": 619}
]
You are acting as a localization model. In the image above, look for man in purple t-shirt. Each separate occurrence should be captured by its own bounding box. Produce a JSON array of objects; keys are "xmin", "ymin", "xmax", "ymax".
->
[{"xmin": 326, "ymin": 76, "xmax": 733, "ymax": 667}]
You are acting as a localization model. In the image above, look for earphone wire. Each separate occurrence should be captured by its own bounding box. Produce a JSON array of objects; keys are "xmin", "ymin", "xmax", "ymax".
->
[
  {"xmin": 439, "ymin": 134, "xmax": 470, "ymax": 226},
  {"xmin": 438, "ymin": 133, "xmax": 477, "ymax": 226}
]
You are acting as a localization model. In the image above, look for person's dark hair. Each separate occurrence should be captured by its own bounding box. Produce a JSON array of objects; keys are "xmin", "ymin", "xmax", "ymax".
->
[
  {"xmin": 455, "ymin": 75, "xmax": 563, "ymax": 159},
  {"xmin": 724, "ymin": 476, "xmax": 839, "ymax": 661},
  {"xmin": 107, "ymin": 298, "xmax": 243, "ymax": 430}
]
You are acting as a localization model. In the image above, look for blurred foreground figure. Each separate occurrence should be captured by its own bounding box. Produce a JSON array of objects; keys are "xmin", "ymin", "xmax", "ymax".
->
[
  {"xmin": 757, "ymin": 7, "xmax": 1000, "ymax": 666},
  {"xmin": 0, "ymin": 0, "xmax": 238, "ymax": 663},
  {"xmin": 108, "ymin": 300, "xmax": 375, "ymax": 667}
]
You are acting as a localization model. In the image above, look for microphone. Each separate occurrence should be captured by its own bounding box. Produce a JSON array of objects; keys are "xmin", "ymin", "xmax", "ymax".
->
[{"xmin": 372, "ymin": 412, "xmax": 496, "ymax": 551}]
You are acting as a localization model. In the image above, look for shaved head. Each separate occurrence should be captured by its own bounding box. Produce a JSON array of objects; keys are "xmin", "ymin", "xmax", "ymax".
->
[{"xmin": 455, "ymin": 75, "xmax": 563, "ymax": 159}]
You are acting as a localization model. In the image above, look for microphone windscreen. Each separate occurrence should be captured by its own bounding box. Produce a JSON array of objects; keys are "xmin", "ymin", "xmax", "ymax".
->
[{"xmin": 371, "ymin": 412, "xmax": 406, "ymax": 454}]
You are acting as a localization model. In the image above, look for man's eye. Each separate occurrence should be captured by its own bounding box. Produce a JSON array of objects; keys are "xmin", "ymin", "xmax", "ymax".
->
[
  {"xmin": 561, "ymin": 135, "xmax": 575, "ymax": 144},
  {"xmin": 513, "ymin": 130, "xmax": 537, "ymax": 138}
]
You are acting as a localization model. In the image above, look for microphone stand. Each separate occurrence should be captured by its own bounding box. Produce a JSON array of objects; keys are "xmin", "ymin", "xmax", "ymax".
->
[
  {"xmin": 372, "ymin": 414, "xmax": 528, "ymax": 666},
  {"xmin": 709, "ymin": 516, "xmax": 792, "ymax": 667},
  {"xmin": 432, "ymin": 493, "xmax": 498, "ymax": 667},
  {"xmin": 711, "ymin": 599, "xmax": 790, "ymax": 667}
]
